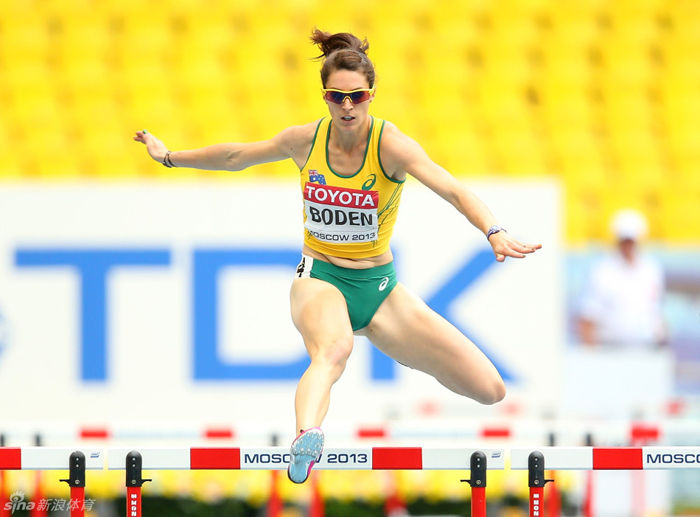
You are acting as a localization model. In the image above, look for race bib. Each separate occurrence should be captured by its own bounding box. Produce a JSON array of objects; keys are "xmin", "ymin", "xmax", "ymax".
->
[{"xmin": 303, "ymin": 182, "xmax": 379, "ymax": 243}]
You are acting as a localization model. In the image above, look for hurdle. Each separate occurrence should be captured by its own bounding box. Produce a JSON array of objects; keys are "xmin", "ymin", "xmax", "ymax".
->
[
  {"xmin": 3, "ymin": 446, "xmax": 700, "ymax": 517},
  {"xmin": 106, "ymin": 447, "xmax": 504, "ymax": 517},
  {"xmin": 0, "ymin": 447, "xmax": 103, "ymax": 517},
  {"xmin": 511, "ymin": 447, "xmax": 700, "ymax": 517},
  {"xmin": 0, "ymin": 447, "xmax": 504, "ymax": 517}
]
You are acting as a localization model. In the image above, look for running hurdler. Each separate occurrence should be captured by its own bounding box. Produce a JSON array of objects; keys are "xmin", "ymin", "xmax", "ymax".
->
[{"xmin": 134, "ymin": 29, "xmax": 542, "ymax": 484}]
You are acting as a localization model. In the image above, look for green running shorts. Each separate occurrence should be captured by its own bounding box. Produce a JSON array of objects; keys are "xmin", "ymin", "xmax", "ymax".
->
[{"xmin": 295, "ymin": 254, "xmax": 398, "ymax": 331}]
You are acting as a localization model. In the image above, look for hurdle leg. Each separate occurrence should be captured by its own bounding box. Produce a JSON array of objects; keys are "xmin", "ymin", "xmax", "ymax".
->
[
  {"xmin": 461, "ymin": 451, "xmax": 487, "ymax": 517},
  {"xmin": 267, "ymin": 470, "xmax": 282, "ymax": 517},
  {"xmin": 60, "ymin": 452, "xmax": 86, "ymax": 517},
  {"xmin": 70, "ymin": 487, "xmax": 85, "ymax": 517},
  {"xmin": 31, "ymin": 471, "xmax": 46, "ymax": 517},
  {"xmin": 530, "ymin": 487, "xmax": 545, "ymax": 517},
  {"xmin": 545, "ymin": 472, "xmax": 561, "ymax": 517},
  {"xmin": 0, "ymin": 470, "xmax": 8, "ymax": 517},
  {"xmin": 0, "ymin": 433, "xmax": 8, "ymax": 517},
  {"xmin": 472, "ymin": 487, "xmax": 486, "ymax": 517},
  {"xmin": 309, "ymin": 473, "xmax": 324, "ymax": 517},
  {"xmin": 582, "ymin": 433, "xmax": 594, "ymax": 517},
  {"xmin": 31, "ymin": 435, "xmax": 45, "ymax": 517},
  {"xmin": 528, "ymin": 452, "xmax": 552, "ymax": 517},
  {"xmin": 127, "ymin": 487, "xmax": 142, "ymax": 517},
  {"xmin": 125, "ymin": 451, "xmax": 151, "ymax": 517},
  {"xmin": 0, "ymin": 436, "xmax": 15, "ymax": 517}
]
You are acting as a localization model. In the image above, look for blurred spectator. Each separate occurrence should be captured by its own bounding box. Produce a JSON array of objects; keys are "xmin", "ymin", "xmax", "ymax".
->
[{"xmin": 577, "ymin": 209, "xmax": 667, "ymax": 348}]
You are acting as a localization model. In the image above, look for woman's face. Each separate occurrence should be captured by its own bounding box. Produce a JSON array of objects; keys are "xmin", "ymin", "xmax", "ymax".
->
[{"xmin": 323, "ymin": 69, "xmax": 374, "ymax": 132}]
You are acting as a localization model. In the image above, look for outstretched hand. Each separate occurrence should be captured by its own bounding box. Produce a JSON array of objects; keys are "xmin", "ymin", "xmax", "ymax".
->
[
  {"xmin": 133, "ymin": 129, "xmax": 168, "ymax": 164},
  {"xmin": 488, "ymin": 232, "xmax": 542, "ymax": 262}
]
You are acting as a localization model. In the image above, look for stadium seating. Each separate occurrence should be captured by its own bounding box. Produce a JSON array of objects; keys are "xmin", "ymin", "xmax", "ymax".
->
[{"xmin": 0, "ymin": 0, "xmax": 696, "ymax": 243}]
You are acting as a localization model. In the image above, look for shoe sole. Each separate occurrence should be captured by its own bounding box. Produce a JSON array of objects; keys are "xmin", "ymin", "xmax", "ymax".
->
[{"xmin": 287, "ymin": 428, "xmax": 324, "ymax": 484}]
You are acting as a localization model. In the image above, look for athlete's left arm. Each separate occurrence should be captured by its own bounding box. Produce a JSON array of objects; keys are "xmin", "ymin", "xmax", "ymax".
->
[{"xmin": 380, "ymin": 122, "xmax": 541, "ymax": 261}]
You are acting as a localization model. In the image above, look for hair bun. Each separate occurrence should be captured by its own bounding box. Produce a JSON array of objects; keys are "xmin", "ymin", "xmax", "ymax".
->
[
  {"xmin": 310, "ymin": 29, "xmax": 376, "ymax": 89},
  {"xmin": 310, "ymin": 29, "xmax": 369, "ymax": 59}
]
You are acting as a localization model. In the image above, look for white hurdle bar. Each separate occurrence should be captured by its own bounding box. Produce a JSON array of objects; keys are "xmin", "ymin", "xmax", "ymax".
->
[
  {"xmin": 4, "ymin": 446, "xmax": 700, "ymax": 517},
  {"xmin": 0, "ymin": 447, "xmax": 104, "ymax": 470},
  {"xmin": 0, "ymin": 446, "xmax": 503, "ymax": 517},
  {"xmin": 107, "ymin": 446, "xmax": 506, "ymax": 470},
  {"xmin": 4, "ymin": 446, "xmax": 700, "ymax": 471},
  {"xmin": 511, "ymin": 446, "xmax": 700, "ymax": 470},
  {"xmin": 0, "ymin": 448, "xmax": 103, "ymax": 517},
  {"xmin": 510, "ymin": 447, "xmax": 700, "ymax": 517}
]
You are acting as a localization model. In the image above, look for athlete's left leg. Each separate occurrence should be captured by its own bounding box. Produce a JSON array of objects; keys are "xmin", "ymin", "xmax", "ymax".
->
[{"xmin": 355, "ymin": 283, "xmax": 506, "ymax": 405}]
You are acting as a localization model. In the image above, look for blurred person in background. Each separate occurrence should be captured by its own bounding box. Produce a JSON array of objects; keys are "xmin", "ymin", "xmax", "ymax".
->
[
  {"xmin": 577, "ymin": 209, "xmax": 667, "ymax": 348},
  {"xmin": 135, "ymin": 30, "xmax": 541, "ymax": 484}
]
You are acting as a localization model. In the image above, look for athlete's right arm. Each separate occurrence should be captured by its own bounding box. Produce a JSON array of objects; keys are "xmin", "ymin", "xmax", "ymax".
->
[{"xmin": 133, "ymin": 123, "xmax": 317, "ymax": 171}]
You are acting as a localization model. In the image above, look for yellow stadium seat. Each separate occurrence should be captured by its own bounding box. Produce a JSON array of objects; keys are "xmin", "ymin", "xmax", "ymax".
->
[
  {"xmin": 606, "ymin": 6, "xmax": 659, "ymax": 40},
  {"xmin": 539, "ymin": 43, "xmax": 592, "ymax": 87},
  {"xmin": 551, "ymin": 127, "xmax": 607, "ymax": 185},
  {"xmin": 33, "ymin": 148, "xmax": 84, "ymax": 179},
  {"xmin": 0, "ymin": 0, "xmax": 694, "ymax": 244},
  {"xmin": 657, "ymin": 186, "xmax": 700, "ymax": 241},
  {"xmin": 486, "ymin": 12, "xmax": 541, "ymax": 51},
  {"xmin": 92, "ymin": 0, "xmax": 152, "ymax": 15},
  {"xmin": 566, "ymin": 184, "xmax": 608, "ymax": 242},
  {"xmin": 666, "ymin": 134, "xmax": 700, "ymax": 189},
  {"xmin": 598, "ymin": 41, "xmax": 656, "ymax": 85},
  {"xmin": 664, "ymin": 93, "xmax": 700, "ymax": 142},
  {"xmin": 11, "ymin": 92, "xmax": 63, "ymax": 149},
  {"xmin": 665, "ymin": 2, "xmax": 700, "ymax": 41},
  {"xmin": 659, "ymin": 78, "xmax": 700, "ymax": 127},
  {"xmin": 607, "ymin": 127, "xmax": 665, "ymax": 184},
  {"xmin": 547, "ymin": 0, "xmax": 606, "ymax": 43},
  {"xmin": 0, "ymin": 10, "xmax": 51, "ymax": 59},
  {"xmin": 0, "ymin": 117, "xmax": 23, "ymax": 178},
  {"xmin": 109, "ymin": 8, "xmax": 172, "ymax": 68},
  {"xmin": 428, "ymin": 122, "xmax": 491, "ymax": 176},
  {"xmin": 423, "ymin": 3, "xmax": 481, "ymax": 48},
  {"xmin": 601, "ymin": 85, "xmax": 654, "ymax": 126}
]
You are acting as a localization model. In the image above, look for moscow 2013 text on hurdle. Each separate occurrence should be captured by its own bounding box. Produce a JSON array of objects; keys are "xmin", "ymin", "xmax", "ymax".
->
[{"xmin": 2, "ymin": 447, "xmax": 700, "ymax": 517}]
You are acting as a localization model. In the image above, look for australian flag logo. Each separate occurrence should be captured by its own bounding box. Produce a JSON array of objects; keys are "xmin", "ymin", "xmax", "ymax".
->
[{"xmin": 308, "ymin": 170, "xmax": 326, "ymax": 185}]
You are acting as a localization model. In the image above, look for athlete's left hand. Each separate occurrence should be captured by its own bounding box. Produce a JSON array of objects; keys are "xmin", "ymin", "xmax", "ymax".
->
[{"xmin": 488, "ymin": 232, "xmax": 542, "ymax": 262}]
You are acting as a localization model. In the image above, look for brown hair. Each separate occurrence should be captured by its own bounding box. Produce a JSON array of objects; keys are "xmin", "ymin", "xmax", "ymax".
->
[{"xmin": 310, "ymin": 29, "xmax": 376, "ymax": 88}]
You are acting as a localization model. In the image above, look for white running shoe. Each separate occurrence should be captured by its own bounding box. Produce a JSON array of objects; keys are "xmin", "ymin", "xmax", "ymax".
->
[{"xmin": 287, "ymin": 427, "xmax": 324, "ymax": 484}]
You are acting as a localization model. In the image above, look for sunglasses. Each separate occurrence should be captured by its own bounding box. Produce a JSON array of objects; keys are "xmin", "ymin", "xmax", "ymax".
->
[{"xmin": 322, "ymin": 88, "xmax": 374, "ymax": 105}]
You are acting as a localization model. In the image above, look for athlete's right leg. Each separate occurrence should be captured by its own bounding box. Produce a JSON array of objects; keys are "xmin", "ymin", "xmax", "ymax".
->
[
  {"xmin": 290, "ymin": 276, "xmax": 354, "ymax": 434},
  {"xmin": 288, "ymin": 276, "xmax": 353, "ymax": 483}
]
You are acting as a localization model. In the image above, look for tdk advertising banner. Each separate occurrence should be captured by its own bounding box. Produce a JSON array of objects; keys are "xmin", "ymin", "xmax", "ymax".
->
[{"xmin": 0, "ymin": 181, "xmax": 562, "ymax": 424}]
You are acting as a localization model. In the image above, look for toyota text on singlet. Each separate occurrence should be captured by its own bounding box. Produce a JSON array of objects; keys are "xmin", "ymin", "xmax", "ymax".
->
[{"xmin": 299, "ymin": 117, "xmax": 404, "ymax": 259}]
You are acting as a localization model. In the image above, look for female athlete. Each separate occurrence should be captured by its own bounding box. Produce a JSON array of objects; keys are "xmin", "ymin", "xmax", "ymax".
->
[{"xmin": 134, "ymin": 30, "xmax": 541, "ymax": 484}]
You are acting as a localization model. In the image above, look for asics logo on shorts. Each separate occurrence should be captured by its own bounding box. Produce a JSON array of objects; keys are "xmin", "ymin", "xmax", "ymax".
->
[{"xmin": 378, "ymin": 277, "xmax": 389, "ymax": 291}]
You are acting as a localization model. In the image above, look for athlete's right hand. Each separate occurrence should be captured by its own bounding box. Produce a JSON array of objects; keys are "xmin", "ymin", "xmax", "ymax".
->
[{"xmin": 133, "ymin": 129, "xmax": 169, "ymax": 164}]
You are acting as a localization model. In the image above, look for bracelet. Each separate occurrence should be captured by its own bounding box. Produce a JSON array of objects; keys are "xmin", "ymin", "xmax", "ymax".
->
[
  {"xmin": 162, "ymin": 150, "xmax": 176, "ymax": 168},
  {"xmin": 486, "ymin": 225, "xmax": 506, "ymax": 241}
]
